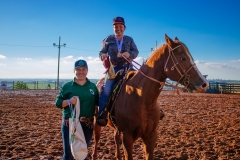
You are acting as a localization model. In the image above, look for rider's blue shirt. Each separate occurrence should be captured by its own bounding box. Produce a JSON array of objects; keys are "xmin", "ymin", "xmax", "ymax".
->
[{"xmin": 99, "ymin": 34, "xmax": 139, "ymax": 65}]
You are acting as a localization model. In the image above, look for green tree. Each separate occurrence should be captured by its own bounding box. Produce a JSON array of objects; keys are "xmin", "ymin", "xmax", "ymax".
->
[{"xmin": 14, "ymin": 81, "xmax": 29, "ymax": 90}]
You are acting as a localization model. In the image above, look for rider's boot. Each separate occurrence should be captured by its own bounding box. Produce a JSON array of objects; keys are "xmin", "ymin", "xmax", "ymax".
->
[
  {"xmin": 96, "ymin": 108, "xmax": 108, "ymax": 126},
  {"xmin": 159, "ymin": 109, "xmax": 165, "ymax": 120}
]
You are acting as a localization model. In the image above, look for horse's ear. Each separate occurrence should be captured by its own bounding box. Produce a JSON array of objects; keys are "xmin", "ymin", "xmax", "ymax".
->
[
  {"xmin": 174, "ymin": 37, "xmax": 179, "ymax": 43},
  {"xmin": 165, "ymin": 34, "xmax": 175, "ymax": 47}
]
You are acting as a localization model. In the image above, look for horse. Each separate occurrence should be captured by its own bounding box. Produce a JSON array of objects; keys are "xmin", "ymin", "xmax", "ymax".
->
[{"xmin": 93, "ymin": 34, "xmax": 208, "ymax": 160}]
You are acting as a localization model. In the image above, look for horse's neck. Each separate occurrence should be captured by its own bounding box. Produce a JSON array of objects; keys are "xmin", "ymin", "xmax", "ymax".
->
[
  {"xmin": 134, "ymin": 46, "xmax": 168, "ymax": 100},
  {"xmin": 142, "ymin": 45, "xmax": 168, "ymax": 83}
]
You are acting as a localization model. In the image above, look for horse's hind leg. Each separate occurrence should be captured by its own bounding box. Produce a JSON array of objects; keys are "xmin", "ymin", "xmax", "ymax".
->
[
  {"xmin": 114, "ymin": 130, "xmax": 122, "ymax": 160},
  {"xmin": 92, "ymin": 124, "xmax": 101, "ymax": 160},
  {"xmin": 122, "ymin": 132, "xmax": 134, "ymax": 160},
  {"xmin": 142, "ymin": 130, "xmax": 157, "ymax": 160}
]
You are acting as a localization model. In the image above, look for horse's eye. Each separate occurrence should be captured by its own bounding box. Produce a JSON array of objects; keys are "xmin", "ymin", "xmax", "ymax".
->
[{"xmin": 181, "ymin": 57, "xmax": 186, "ymax": 61}]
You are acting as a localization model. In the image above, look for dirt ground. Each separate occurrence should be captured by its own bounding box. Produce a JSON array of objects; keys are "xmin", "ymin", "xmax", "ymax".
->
[{"xmin": 0, "ymin": 90, "xmax": 239, "ymax": 160}]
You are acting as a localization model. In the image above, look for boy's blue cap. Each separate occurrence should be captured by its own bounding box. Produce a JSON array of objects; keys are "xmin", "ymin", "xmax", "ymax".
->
[{"xmin": 74, "ymin": 59, "xmax": 88, "ymax": 69}]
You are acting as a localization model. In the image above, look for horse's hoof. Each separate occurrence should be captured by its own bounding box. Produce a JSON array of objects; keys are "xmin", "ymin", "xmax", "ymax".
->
[{"xmin": 159, "ymin": 109, "xmax": 165, "ymax": 120}]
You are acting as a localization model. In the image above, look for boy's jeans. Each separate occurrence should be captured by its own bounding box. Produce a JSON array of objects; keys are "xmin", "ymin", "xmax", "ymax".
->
[{"xmin": 61, "ymin": 116, "xmax": 93, "ymax": 160}]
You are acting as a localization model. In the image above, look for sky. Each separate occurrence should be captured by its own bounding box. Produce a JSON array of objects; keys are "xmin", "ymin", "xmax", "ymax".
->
[{"xmin": 0, "ymin": 0, "xmax": 240, "ymax": 80}]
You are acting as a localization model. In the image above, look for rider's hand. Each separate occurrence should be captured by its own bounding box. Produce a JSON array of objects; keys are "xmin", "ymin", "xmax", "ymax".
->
[
  {"xmin": 70, "ymin": 96, "xmax": 78, "ymax": 105},
  {"xmin": 122, "ymin": 52, "xmax": 130, "ymax": 58},
  {"xmin": 101, "ymin": 54, "xmax": 108, "ymax": 60}
]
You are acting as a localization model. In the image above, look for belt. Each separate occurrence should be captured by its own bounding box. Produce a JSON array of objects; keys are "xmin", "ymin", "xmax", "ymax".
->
[
  {"xmin": 63, "ymin": 117, "xmax": 94, "ymax": 129},
  {"xmin": 79, "ymin": 117, "xmax": 94, "ymax": 129},
  {"xmin": 79, "ymin": 117, "xmax": 94, "ymax": 122},
  {"xmin": 62, "ymin": 117, "xmax": 94, "ymax": 122}
]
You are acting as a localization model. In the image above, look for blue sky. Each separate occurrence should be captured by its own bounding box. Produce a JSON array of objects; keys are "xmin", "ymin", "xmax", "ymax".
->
[{"xmin": 0, "ymin": 0, "xmax": 240, "ymax": 80}]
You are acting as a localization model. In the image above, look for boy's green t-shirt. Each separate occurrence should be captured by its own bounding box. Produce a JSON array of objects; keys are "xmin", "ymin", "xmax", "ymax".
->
[{"xmin": 55, "ymin": 79, "xmax": 99, "ymax": 118}]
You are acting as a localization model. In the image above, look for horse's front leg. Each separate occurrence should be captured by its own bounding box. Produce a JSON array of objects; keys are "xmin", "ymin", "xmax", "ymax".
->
[
  {"xmin": 92, "ymin": 124, "xmax": 101, "ymax": 160},
  {"xmin": 122, "ymin": 132, "xmax": 134, "ymax": 160},
  {"xmin": 114, "ymin": 130, "xmax": 122, "ymax": 160},
  {"xmin": 142, "ymin": 130, "xmax": 158, "ymax": 160}
]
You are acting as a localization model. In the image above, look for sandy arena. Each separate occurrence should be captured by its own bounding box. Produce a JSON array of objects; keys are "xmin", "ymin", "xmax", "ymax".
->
[{"xmin": 0, "ymin": 90, "xmax": 239, "ymax": 160}]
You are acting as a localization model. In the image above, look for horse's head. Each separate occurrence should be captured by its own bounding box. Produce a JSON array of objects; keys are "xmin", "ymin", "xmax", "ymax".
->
[{"xmin": 164, "ymin": 34, "xmax": 208, "ymax": 93}]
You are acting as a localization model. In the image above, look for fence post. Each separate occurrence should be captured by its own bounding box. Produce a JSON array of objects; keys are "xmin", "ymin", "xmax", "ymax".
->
[
  {"xmin": 12, "ymin": 81, "xmax": 14, "ymax": 90},
  {"xmin": 219, "ymin": 86, "xmax": 222, "ymax": 94},
  {"xmin": 55, "ymin": 81, "xmax": 56, "ymax": 90}
]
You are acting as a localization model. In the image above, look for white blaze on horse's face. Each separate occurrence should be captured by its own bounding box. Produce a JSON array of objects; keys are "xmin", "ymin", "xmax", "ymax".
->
[
  {"xmin": 180, "ymin": 43, "xmax": 208, "ymax": 92},
  {"xmin": 165, "ymin": 34, "xmax": 208, "ymax": 93}
]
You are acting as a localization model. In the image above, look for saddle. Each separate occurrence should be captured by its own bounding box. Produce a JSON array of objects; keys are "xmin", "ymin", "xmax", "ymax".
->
[{"xmin": 103, "ymin": 68, "xmax": 136, "ymax": 124}]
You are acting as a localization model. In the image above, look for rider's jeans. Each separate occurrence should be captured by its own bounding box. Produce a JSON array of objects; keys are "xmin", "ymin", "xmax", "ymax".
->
[{"xmin": 98, "ymin": 64, "xmax": 132, "ymax": 115}]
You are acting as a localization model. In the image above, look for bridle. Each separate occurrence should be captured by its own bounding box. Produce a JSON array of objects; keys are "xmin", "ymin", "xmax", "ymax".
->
[
  {"xmin": 122, "ymin": 43, "xmax": 196, "ymax": 91},
  {"xmin": 165, "ymin": 44, "xmax": 196, "ymax": 89}
]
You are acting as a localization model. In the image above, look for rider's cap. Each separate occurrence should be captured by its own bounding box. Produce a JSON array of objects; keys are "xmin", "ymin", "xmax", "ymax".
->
[
  {"xmin": 74, "ymin": 59, "xmax": 88, "ymax": 69},
  {"xmin": 113, "ymin": 17, "xmax": 125, "ymax": 25}
]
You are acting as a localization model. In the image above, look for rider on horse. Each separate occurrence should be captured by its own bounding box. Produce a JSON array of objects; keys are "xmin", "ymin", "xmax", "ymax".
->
[{"xmin": 96, "ymin": 16, "xmax": 139, "ymax": 126}]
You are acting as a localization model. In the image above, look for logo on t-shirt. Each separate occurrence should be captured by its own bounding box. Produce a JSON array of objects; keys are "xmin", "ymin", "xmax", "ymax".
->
[{"xmin": 90, "ymin": 89, "xmax": 94, "ymax": 95}]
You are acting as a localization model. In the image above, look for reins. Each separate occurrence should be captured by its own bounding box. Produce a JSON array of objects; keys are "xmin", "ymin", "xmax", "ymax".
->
[
  {"xmin": 122, "ymin": 44, "xmax": 194, "ymax": 92},
  {"xmin": 122, "ymin": 56, "xmax": 165, "ymax": 89}
]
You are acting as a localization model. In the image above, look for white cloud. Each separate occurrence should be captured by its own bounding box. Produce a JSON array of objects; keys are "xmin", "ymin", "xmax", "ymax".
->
[
  {"xmin": 64, "ymin": 55, "xmax": 73, "ymax": 59},
  {"xmin": 195, "ymin": 60, "xmax": 240, "ymax": 80},
  {"xmin": 195, "ymin": 60, "xmax": 240, "ymax": 69},
  {"xmin": 0, "ymin": 57, "xmax": 239, "ymax": 80},
  {"xmin": 77, "ymin": 56, "xmax": 84, "ymax": 60},
  {"xmin": 0, "ymin": 56, "xmax": 105, "ymax": 79},
  {"xmin": 87, "ymin": 56, "xmax": 94, "ymax": 60},
  {"xmin": 0, "ymin": 54, "xmax": 6, "ymax": 59},
  {"xmin": 231, "ymin": 59, "xmax": 240, "ymax": 62},
  {"xmin": 17, "ymin": 57, "xmax": 32, "ymax": 61}
]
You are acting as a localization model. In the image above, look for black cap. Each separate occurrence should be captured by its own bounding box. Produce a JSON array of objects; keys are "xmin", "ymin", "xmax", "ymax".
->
[
  {"xmin": 74, "ymin": 59, "xmax": 88, "ymax": 69},
  {"xmin": 113, "ymin": 17, "xmax": 125, "ymax": 25}
]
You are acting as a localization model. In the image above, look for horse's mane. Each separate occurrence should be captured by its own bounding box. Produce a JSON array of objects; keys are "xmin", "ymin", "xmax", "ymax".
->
[
  {"xmin": 145, "ymin": 43, "xmax": 167, "ymax": 68},
  {"xmin": 145, "ymin": 41, "xmax": 195, "ymax": 66}
]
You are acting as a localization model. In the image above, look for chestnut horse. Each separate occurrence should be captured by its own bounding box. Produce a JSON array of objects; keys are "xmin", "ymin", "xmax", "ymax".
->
[{"xmin": 93, "ymin": 34, "xmax": 208, "ymax": 160}]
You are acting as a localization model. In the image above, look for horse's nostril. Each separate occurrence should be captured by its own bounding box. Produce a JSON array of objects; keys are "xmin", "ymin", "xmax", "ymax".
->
[{"xmin": 202, "ymin": 83, "xmax": 207, "ymax": 88}]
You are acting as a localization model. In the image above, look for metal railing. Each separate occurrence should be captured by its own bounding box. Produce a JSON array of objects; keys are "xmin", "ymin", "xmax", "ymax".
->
[
  {"xmin": 1, "ymin": 79, "xmax": 178, "ymax": 91},
  {"xmin": 206, "ymin": 82, "xmax": 240, "ymax": 94},
  {"xmin": 1, "ymin": 81, "xmax": 58, "ymax": 90}
]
